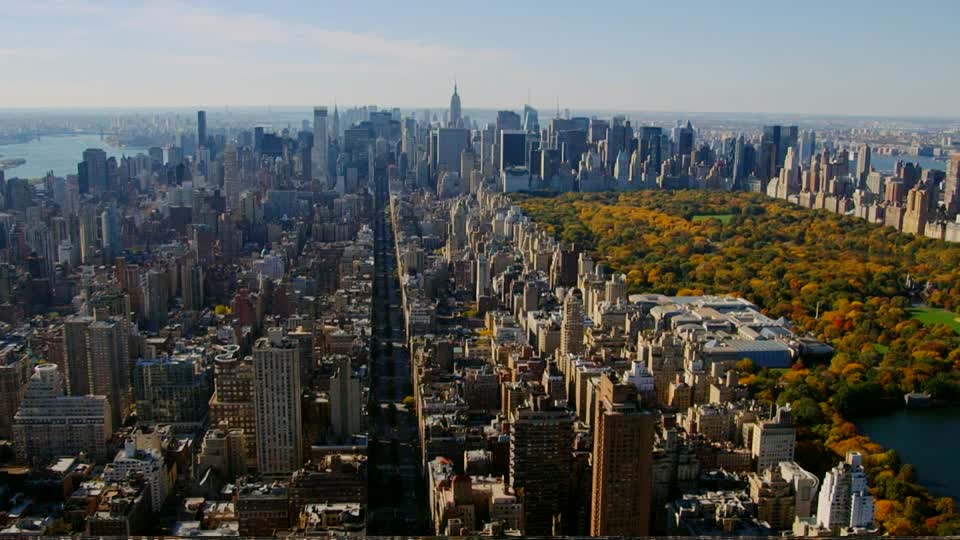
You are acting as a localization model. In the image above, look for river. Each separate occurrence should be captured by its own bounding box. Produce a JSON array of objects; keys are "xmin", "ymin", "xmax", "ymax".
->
[
  {"xmin": 858, "ymin": 407, "xmax": 960, "ymax": 499},
  {"xmin": 0, "ymin": 133, "xmax": 151, "ymax": 179}
]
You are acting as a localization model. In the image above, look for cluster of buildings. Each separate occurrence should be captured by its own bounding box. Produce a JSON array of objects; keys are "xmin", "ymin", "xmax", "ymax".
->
[
  {"xmin": 0, "ymin": 106, "xmax": 374, "ymax": 535},
  {"xmin": 384, "ymin": 86, "xmax": 878, "ymax": 535},
  {"xmin": 1, "ymin": 84, "xmax": 943, "ymax": 536}
]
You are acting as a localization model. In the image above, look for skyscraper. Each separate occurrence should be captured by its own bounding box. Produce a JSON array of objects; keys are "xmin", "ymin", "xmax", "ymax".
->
[
  {"xmin": 82, "ymin": 148, "xmax": 108, "ymax": 194},
  {"xmin": 87, "ymin": 318, "xmax": 130, "ymax": 430},
  {"xmin": 590, "ymin": 373, "xmax": 654, "ymax": 536},
  {"xmin": 856, "ymin": 144, "xmax": 871, "ymax": 186},
  {"xmin": 559, "ymin": 288, "xmax": 584, "ymax": 357},
  {"xmin": 328, "ymin": 355, "xmax": 362, "ymax": 443},
  {"xmin": 197, "ymin": 110, "xmax": 207, "ymax": 150},
  {"xmin": 448, "ymin": 84, "xmax": 462, "ymax": 128},
  {"xmin": 100, "ymin": 204, "xmax": 121, "ymax": 263},
  {"xmin": 223, "ymin": 143, "xmax": 240, "ymax": 211},
  {"xmin": 253, "ymin": 329, "xmax": 303, "ymax": 475},
  {"xmin": 510, "ymin": 398, "xmax": 575, "ymax": 536},
  {"xmin": 209, "ymin": 352, "xmax": 256, "ymax": 464},
  {"xmin": 500, "ymin": 130, "xmax": 527, "ymax": 172},
  {"xmin": 312, "ymin": 106, "xmax": 329, "ymax": 183},
  {"xmin": 816, "ymin": 452, "xmax": 875, "ymax": 532}
]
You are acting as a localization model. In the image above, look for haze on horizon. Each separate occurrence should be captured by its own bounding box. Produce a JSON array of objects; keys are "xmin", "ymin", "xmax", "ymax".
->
[{"xmin": 2, "ymin": 0, "xmax": 958, "ymax": 117}]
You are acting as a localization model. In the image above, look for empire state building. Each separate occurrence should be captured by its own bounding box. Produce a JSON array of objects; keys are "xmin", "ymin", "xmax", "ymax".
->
[{"xmin": 447, "ymin": 83, "xmax": 462, "ymax": 128}]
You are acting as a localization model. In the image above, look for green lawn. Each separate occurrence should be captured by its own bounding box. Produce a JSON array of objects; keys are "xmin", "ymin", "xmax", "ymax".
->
[
  {"xmin": 691, "ymin": 213, "xmax": 734, "ymax": 224},
  {"xmin": 909, "ymin": 306, "xmax": 960, "ymax": 334}
]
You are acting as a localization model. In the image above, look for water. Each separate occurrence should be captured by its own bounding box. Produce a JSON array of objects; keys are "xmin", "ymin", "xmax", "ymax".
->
[
  {"xmin": 858, "ymin": 407, "xmax": 960, "ymax": 499},
  {"xmin": 0, "ymin": 133, "xmax": 151, "ymax": 179},
  {"xmin": 869, "ymin": 154, "xmax": 946, "ymax": 174}
]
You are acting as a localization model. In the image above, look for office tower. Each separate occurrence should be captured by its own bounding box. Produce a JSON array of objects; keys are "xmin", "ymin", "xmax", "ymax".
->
[
  {"xmin": 142, "ymin": 267, "xmax": 169, "ymax": 330},
  {"xmin": 673, "ymin": 120, "xmax": 695, "ymax": 158},
  {"xmin": 732, "ymin": 133, "xmax": 746, "ymax": 188},
  {"xmin": 523, "ymin": 104, "xmax": 539, "ymax": 133},
  {"xmin": 436, "ymin": 128, "xmax": 470, "ymax": 175},
  {"xmin": 209, "ymin": 353, "xmax": 257, "ymax": 464},
  {"xmin": 13, "ymin": 364, "xmax": 113, "ymax": 463},
  {"xmin": 448, "ymin": 84, "xmax": 462, "ymax": 128},
  {"xmin": 510, "ymin": 399, "xmax": 575, "ymax": 536},
  {"xmin": 223, "ymin": 143, "xmax": 240, "ymax": 211},
  {"xmin": 87, "ymin": 318, "xmax": 129, "ymax": 430},
  {"xmin": 559, "ymin": 288, "xmax": 584, "ymax": 357},
  {"xmin": 760, "ymin": 125, "xmax": 799, "ymax": 179},
  {"xmin": 312, "ymin": 106, "xmax": 329, "ymax": 183},
  {"xmin": 133, "ymin": 356, "xmax": 210, "ymax": 428},
  {"xmin": 856, "ymin": 144, "xmax": 871, "ymax": 186},
  {"xmin": 638, "ymin": 126, "xmax": 664, "ymax": 175},
  {"xmin": 181, "ymin": 262, "xmax": 204, "ymax": 312},
  {"xmin": 253, "ymin": 329, "xmax": 303, "ymax": 475},
  {"xmin": 590, "ymin": 374, "xmax": 654, "ymax": 536},
  {"xmin": 500, "ymin": 130, "xmax": 527, "ymax": 172},
  {"xmin": 816, "ymin": 452, "xmax": 875, "ymax": 532},
  {"xmin": 82, "ymin": 148, "xmax": 108, "ymax": 194},
  {"xmin": 100, "ymin": 204, "xmax": 121, "ymax": 263},
  {"xmin": 902, "ymin": 186, "xmax": 929, "ymax": 236},
  {"xmin": 63, "ymin": 315, "xmax": 94, "ymax": 395},
  {"xmin": 197, "ymin": 110, "xmax": 207, "ymax": 150},
  {"xmin": 751, "ymin": 406, "xmax": 796, "ymax": 472},
  {"xmin": 799, "ymin": 129, "xmax": 816, "ymax": 163},
  {"xmin": 476, "ymin": 254, "xmax": 490, "ymax": 302},
  {"xmin": 328, "ymin": 355, "xmax": 362, "ymax": 442}
]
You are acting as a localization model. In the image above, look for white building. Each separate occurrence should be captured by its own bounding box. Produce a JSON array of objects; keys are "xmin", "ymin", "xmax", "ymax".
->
[
  {"xmin": 816, "ymin": 452, "xmax": 875, "ymax": 533},
  {"xmin": 253, "ymin": 329, "xmax": 303, "ymax": 475},
  {"xmin": 103, "ymin": 440, "xmax": 170, "ymax": 512},
  {"xmin": 751, "ymin": 406, "xmax": 796, "ymax": 472},
  {"xmin": 328, "ymin": 355, "xmax": 362, "ymax": 443}
]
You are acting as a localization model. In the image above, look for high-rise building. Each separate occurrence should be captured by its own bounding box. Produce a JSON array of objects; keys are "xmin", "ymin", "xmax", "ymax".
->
[
  {"xmin": 133, "ymin": 356, "xmax": 210, "ymax": 429},
  {"xmin": 209, "ymin": 352, "xmax": 257, "ymax": 465},
  {"xmin": 751, "ymin": 406, "xmax": 796, "ymax": 472},
  {"xmin": 448, "ymin": 84, "xmax": 462, "ymax": 128},
  {"xmin": 673, "ymin": 120, "xmax": 695, "ymax": 158},
  {"xmin": 312, "ymin": 106, "xmax": 329, "ymax": 183},
  {"xmin": 181, "ymin": 262, "xmax": 204, "ymax": 312},
  {"xmin": 500, "ymin": 130, "xmax": 527, "ymax": 172},
  {"xmin": 197, "ymin": 110, "xmax": 207, "ymax": 150},
  {"xmin": 328, "ymin": 355, "xmax": 362, "ymax": 443},
  {"xmin": 82, "ymin": 148, "xmax": 108, "ymax": 194},
  {"xmin": 141, "ymin": 268, "xmax": 169, "ymax": 330},
  {"xmin": 13, "ymin": 363, "xmax": 113, "ymax": 463},
  {"xmin": 63, "ymin": 315, "xmax": 94, "ymax": 396},
  {"xmin": 943, "ymin": 153, "xmax": 960, "ymax": 213},
  {"xmin": 475, "ymin": 254, "xmax": 490, "ymax": 303},
  {"xmin": 748, "ymin": 467, "xmax": 796, "ymax": 530},
  {"xmin": 559, "ymin": 288, "xmax": 584, "ymax": 357},
  {"xmin": 816, "ymin": 452, "xmax": 875, "ymax": 533},
  {"xmin": 100, "ymin": 204, "xmax": 121, "ymax": 263},
  {"xmin": 856, "ymin": 144, "xmax": 871, "ymax": 186},
  {"xmin": 760, "ymin": 125, "xmax": 799, "ymax": 180},
  {"xmin": 223, "ymin": 143, "xmax": 240, "ymax": 211},
  {"xmin": 0, "ymin": 354, "xmax": 30, "ymax": 441},
  {"xmin": 510, "ymin": 398, "xmax": 575, "ymax": 536},
  {"xmin": 253, "ymin": 329, "xmax": 303, "ymax": 475},
  {"xmin": 436, "ymin": 128, "xmax": 470, "ymax": 175},
  {"xmin": 87, "ymin": 318, "xmax": 130, "ymax": 430},
  {"xmin": 590, "ymin": 373, "xmax": 654, "ymax": 536}
]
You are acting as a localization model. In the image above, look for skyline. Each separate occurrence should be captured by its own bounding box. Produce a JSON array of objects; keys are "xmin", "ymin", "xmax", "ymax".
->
[{"xmin": 1, "ymin": 0, "xmax": 959, "ymax": 116}]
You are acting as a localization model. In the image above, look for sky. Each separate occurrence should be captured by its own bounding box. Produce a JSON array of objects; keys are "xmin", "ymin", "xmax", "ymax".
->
[{"xmin": 1, "ymin": 0, "xmax": 959, "ymax": 117}]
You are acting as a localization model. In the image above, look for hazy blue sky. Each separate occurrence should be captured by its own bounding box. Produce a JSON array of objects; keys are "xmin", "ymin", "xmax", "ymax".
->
[{"xmin": 1, "ymin": 0, "xmax": 958, "ymax": 116}]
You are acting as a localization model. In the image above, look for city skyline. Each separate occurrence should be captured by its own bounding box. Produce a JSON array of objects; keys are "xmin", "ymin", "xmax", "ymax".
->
[{"xmin": 2, "ymin": 0, "xmax": 960, "ymax": 116}]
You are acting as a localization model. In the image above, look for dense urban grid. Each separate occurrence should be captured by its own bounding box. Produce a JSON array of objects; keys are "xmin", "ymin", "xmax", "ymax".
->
[{"xmin": 0, "ymin": 84, "xmax": 958, "ymax": 537}]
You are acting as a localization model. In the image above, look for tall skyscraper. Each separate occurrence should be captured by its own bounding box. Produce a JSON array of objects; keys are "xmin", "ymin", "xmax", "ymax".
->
[
  {"xmin": 312, "ymin": 106, "xmax": 329, "ymax": 183},
  {"xmin": 559, "ymin": 288, "xmax": 584, "ymax": 357},
  {"xmin": 209, "ymin": 353, "xmax": 256, "ymax": 464},
  {"xmin": 328, "ymin": 355, "xmax": 362, "ymax": 443},
  {"xmin": 945, "ymin": 153, "xmax": 960, "ymax": 213},
  {"xmin": 63, "ymin": 315, "xmax": 94, "ymax": 396},
  {"xmin": 500, "ymin": 130, "xmax": 527, "ymax": 172},
  {"xmin": 253, "ymin": 329, "xmax": 303, "ymax": 475},
  {"xmin": 856, "ymin": 144, "xmax": 871, "ymax": 186},
  {"xmin": 82, "ymin": 148, "xmax": 108, "ymax": 194},
  {"xmin": 100, "ymin": 204, "xmax": 120, "ymax": 263},
  {"xmin": 448, "ymin": 84, "xmax": 462, "ymax": 128},
  {"xmin": 590, "ymin": 373, "xmax": 654, "ymax": 536},
  {"xmin": 510, "ymin": 398, "xmax": 575, "ymax": 536},
  {"xmin": 87, "ymin": 318, "xmax": 129, "ymax": 430},
  {"xmin": 197, "ymin": 110, "xmax": 207, "ymax": 150},
  {"xmin": 816, "ymin": 452, "xmax": 875, "ymax": 532},
  {"xmin": 223, "ymin": 143, "xmax": 240, "ymax": 211}
]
